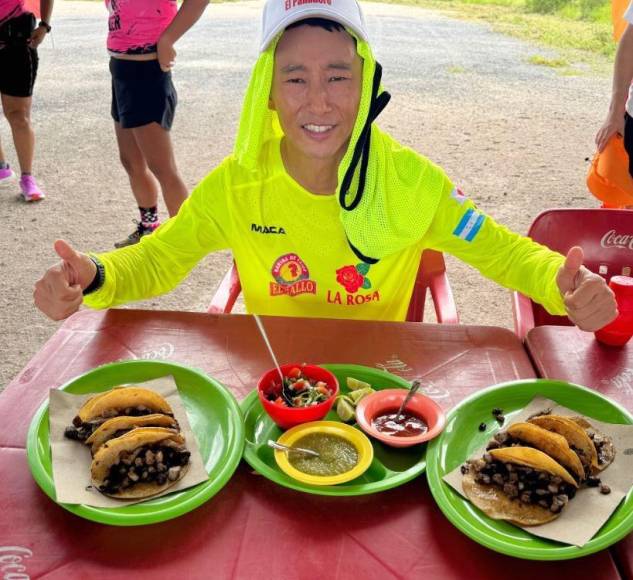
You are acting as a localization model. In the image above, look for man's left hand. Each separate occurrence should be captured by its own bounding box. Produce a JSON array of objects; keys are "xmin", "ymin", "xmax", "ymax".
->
[
  {"xmin": 29, "ymin": 26, "xmax": 47, "ymax": 48},
  {"xmin": 556, "ymin": 246, "xmax": 618, "ymax": 332},
  {"xmin": 157, "ymin": 35, "xmax": 176, "ymax": 72}
]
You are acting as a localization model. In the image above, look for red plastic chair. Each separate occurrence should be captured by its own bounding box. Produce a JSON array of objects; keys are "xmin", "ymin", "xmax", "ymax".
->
[
  {"xmin": 512, "ymin": 208, "xmax": 633, "ymax": 339},
  {"xmin": 208, "ymin": 249, "xmax": 460, "ymax": 323}
]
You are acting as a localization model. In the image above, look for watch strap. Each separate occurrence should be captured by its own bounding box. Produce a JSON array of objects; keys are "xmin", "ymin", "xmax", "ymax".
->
[{"xmin": 83, "ymin": 256, "xmax": 105, "ymax": 296}]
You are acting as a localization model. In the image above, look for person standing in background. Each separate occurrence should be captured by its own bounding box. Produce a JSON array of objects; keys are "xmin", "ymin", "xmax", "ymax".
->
[
  {"xmin": 108, "ymin": 0, "xmax": 208, "ymax": 248},
  {"xmin": 595, "ymin": 3, "xmax": 633, "ymax": 163},
  {"xmin": 0, "ymin": 0, "xmax": 53, "ymax": 202}
]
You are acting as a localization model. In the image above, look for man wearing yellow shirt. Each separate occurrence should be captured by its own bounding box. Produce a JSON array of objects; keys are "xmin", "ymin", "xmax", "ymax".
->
[{"xmin": 34, "ymin": 0, "xmax": 617, "ymax": 331}]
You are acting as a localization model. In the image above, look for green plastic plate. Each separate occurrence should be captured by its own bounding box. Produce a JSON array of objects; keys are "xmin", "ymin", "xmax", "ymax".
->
[
  {"xmin": 26, "ymin": 360, "xmax": 245, "ymax": 526},
  {"xmin": 242, "ymin": 364, "xmax": 428, "ymax": 496},
  {"xmin": 426, "ymin": 378, "xmax": 633, "ymax": 560}
]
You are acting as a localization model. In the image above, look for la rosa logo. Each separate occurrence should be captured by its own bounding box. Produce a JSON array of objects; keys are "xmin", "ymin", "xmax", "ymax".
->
[{"xmin": 601, "ymin": 229, "xmax": 633, "ymax": 250}]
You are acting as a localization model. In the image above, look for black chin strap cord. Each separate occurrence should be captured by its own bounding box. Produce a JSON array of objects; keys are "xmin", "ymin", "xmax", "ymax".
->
[
  {"xmin": 339, "ymin": 62, "xmax": 391, "ymax": 264},
  {"xmin": 338, "ymin": 62, "xmax": 391, "ymax": 212}
]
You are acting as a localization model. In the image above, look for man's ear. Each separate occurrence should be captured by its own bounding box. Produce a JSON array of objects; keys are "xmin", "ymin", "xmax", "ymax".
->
[{"xmin": 268, "ymin": 96, "xmax": 276, "ymax": 111}]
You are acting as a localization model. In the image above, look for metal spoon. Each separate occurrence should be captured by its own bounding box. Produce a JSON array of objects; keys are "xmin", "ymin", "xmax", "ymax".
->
[
  {"xmin": 253, "ymin": 314, "xmax": 285, "ymax": 386},
  {"xmin": 394, "ymin": 379, "xmax": 422, "ymax": 423},
  {"xmin": 267, "ymin": 440, "xmax": 320, "ymax": 457}
]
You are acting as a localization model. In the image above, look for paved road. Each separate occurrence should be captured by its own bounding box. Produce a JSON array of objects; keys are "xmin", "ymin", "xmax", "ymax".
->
[{"xmin": 0, "ymin": 1, "xmax": 611, "ymax": 387}]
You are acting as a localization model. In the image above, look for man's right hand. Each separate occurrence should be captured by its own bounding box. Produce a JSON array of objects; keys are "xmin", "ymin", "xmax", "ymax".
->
[
  {"xmin": 595, "ymin": 112, "xmax": 625, "ymax": 152},
  {"xmin": 34, "ymin": 240, "xmax": 97, "ymax": 321}
]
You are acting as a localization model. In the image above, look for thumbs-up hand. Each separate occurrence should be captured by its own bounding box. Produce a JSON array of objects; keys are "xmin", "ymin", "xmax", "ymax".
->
[
  {"xmin": 556, "ymin": 246, "xmax": 618, "ymax": 332},
  {"xmin": 33, "ymin": 240, "xmax": 97, "ymax": 321}
]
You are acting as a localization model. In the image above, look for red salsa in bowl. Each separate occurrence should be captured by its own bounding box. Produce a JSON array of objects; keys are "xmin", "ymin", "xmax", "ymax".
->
[
  {"xmin": 371, "ymin": 409, "xmax": 428, "ymax": 437},
  {"xmin": 355, "ymin": 388, "xmax": 446, "ymax": 448}
]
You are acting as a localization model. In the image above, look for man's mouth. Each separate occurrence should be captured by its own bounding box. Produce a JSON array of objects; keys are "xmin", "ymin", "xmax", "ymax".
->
[{"xmin": 302, "ymin": 123, "xmax": 335, "ymax": 134}]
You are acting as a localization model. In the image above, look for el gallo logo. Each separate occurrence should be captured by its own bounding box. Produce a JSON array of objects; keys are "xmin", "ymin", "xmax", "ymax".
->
[{"xmin": 601, "ymin": 229, "xmax": 633, "ymax": 250}]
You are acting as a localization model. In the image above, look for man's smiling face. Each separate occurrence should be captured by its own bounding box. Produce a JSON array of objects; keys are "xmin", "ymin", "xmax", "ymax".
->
[{"xmin": 270, "ymin": 23, "xmax": 362, "ymax": 167}]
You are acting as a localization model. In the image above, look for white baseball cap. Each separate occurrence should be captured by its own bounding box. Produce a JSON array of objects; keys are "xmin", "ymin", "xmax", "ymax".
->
[{"xmin": 260, "ymin": 0, "xmax": 369, "ymax": 52}]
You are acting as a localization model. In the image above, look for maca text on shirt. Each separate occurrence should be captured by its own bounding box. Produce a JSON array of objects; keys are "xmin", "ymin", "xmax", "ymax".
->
[{"xmin": 251, "ymin": 224, "xmax": 286, "ymax": 234}]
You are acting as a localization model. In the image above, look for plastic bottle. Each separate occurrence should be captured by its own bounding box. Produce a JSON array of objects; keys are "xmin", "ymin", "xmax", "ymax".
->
[{"xmin": 594, "ymin": 276, "xmax": 633, "ymax": 347}]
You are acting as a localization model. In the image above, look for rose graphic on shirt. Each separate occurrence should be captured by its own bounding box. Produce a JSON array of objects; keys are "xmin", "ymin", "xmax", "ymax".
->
[{"xmin": 336, "ymin": 263, "xmax": 372, "ymax": 293}]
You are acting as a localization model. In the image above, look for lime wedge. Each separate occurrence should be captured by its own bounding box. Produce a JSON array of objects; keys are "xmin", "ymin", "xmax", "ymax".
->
[
  {"xmin": 347, "ymin": 377, "xmax": 372, "ymax": 391},
  {"xmin": 336, "ymin": 397, "xmax": 356, "ymax": 422},
  {"xmin": 349, "ymin": 387, "xmax": 375, "ymax": 404}
]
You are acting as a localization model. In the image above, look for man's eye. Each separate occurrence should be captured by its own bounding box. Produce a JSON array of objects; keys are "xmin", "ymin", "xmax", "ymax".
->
[
  {"xmin": 329, "ymin": 76, "xmax": 349, "ymax": 82},
  {"xmin": 286, "ymin": 78, "xmax": 305, "ymax": 84}
]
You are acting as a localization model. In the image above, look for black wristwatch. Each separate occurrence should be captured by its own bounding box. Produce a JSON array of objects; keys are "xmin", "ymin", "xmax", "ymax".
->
[
  {"xmin": 83, "ymin": 256, "xmax": 105, "ymax": 296},
  {"xmin": 38, "ymin": 21, "xmax": 51, "ymax": 33}
]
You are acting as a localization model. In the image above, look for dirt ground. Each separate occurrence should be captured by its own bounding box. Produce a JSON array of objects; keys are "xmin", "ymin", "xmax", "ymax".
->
[{"xmin": 0, "ymin": 1, "xmax": 612, "ymax": 388}]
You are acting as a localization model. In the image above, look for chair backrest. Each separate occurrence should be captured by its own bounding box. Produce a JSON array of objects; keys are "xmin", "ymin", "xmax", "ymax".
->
[
  {"xmin": 406, "ymin": 249, "xmax": 457, "ymax": 323},
  {"xmin": 526, "ymin": 208, "xmax": 633, "ymax": 327},
  {"xmin": 209, "ymin": 249, "xmax": 459, "ymax": 324}
]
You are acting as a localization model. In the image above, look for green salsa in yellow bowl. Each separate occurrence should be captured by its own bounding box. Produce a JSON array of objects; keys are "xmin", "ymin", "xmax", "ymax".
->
[{"xmin": 273, "ymin": 421, "xmax": 373, "ymax": 486}]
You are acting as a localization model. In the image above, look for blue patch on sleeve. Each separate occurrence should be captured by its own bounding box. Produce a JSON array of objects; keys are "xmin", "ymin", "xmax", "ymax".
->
[
  {"xmin": 453, "ymin": 209, "xmax": 474, "ymax": 237},
  {"xmin": 465, "ymin": 213, "xmax": 485, "ymax": 241},
  {"xmin": 453, "ymin": 208, "xmax": 486, "ymax": 242}
]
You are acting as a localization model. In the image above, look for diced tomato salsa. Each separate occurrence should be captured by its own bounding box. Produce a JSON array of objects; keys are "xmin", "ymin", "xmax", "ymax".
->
[{"xmin": 267, "ymin": 367, "xmax": 332, "ymax": 408}]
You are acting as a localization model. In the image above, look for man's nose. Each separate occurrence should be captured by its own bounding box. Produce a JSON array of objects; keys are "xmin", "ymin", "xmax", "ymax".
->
[{"xmin": 307, "ymin": 81, "xmax": 331, "ymax": 114}]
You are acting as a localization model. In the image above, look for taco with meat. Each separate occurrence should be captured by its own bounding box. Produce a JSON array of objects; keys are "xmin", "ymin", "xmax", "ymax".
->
[
  {"xmin": 462, "ymin": 446, "xmax": 578, "ymax": 526},
  {"xmin": 486, "ymin": 422, "xmax": 585, "ymax": 482},
  {"xmin": 528, "ymin": 414, "xmax": 614, "ymax": 475},
  {"xmin": 85, "ymin": 413, "xmax": 179, "ymax": 455},
  {"xmin": 568, "ymin": 416, "xmax": 616, "ymax": 472},
  {"xmin": 91, "ymin": 427, "xmax": 190, "ymax": 499},
  {"xmin": 64, "ymin": 387, "xmax": 174, "ymax": 442}
]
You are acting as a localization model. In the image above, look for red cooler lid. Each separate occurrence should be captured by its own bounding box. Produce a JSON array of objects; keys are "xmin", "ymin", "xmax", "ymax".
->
[{"xmin": 610, "ymin": 276, "xmax": 633, "ymax": 296}]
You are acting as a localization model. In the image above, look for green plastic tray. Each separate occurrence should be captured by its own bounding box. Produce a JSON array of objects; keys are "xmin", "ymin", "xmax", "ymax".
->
[
  {"xmin": 426, "ymin": 378, "xmax": 633, "ymax": 560},
  {"xmin": 26, "ymin": 360, "xmax": 245, "ymax": 526},
  {"xmin": 241, "ymin": 363, "xmax": 428, "ymax": 496}
]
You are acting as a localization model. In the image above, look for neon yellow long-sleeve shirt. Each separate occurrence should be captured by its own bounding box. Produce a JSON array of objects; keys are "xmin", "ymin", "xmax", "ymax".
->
[{"xmin": 85, "ymin": 135, "xmax": 566, "ymax": 321}]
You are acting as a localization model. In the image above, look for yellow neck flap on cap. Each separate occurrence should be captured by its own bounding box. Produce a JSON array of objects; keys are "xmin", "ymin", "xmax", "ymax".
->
[{"xmin": 233, "ymin": 31, "xmax": 451, "ymax": 262}]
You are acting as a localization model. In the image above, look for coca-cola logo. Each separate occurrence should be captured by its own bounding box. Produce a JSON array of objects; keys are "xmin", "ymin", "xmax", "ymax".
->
[
  {"xmin": 140, "ymin": 343, "xmax": 175, "ymax": 360},
  {"xmin": 601, "ymin": 229, "xmax": 633, "ymax": 250},
  {"xmin": 0, "ymin": 547, "xmax": 32, "ymax": 580}
]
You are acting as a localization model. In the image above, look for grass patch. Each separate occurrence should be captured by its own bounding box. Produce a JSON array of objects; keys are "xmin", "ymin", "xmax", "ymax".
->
[
  {"xmin": 528, "ymin": 55, "xmax": 569, "ymax": 67},
  {"xmin": 447, "ymin": 64, "xmax": 467, "ymax": 73},
  {"xmin": 366, "ymin": 0, "xmax": 616, "ymax": 72}
]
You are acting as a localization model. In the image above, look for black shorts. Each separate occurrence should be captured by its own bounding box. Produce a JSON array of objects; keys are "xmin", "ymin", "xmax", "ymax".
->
[
  {"xmin": 110, "ymin": 58, "xmax": 177, "ymax": 130},
  {"xmin": 0, "ymin": 13, "xmax": 38, "ymax": 98},
  {"xmin": 624, "ymin": 112, "xmax": 633, "ymax": 178}
]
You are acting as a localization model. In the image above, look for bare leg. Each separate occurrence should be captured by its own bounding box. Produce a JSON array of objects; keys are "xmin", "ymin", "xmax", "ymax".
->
[
  {"xmin": 114, "ymin": 121, "xmax": 160, "ymax": 208},
  {"xmin": 132, "ymin": 122, "xmax": 188, "ymax": 217},
  {"xmin": 0, "ymin": 134, "xmax": 6, "ymax": 162},
  {"xmin": 2, "ymin": 94, "xmax": 34, "ymax": 173}
]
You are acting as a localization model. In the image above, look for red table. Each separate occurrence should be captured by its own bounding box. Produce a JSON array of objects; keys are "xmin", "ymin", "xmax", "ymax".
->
[
  {"xmin": 0, "ymin": 310, "xmax": 622, "ymax": 579},
  {"xmin": 525, "ymin": 325, "xmax": 633, "ymax": 408},
  {"xmin": 526, "ymin": 325, "xmax": 633, "ymax": 579}
]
